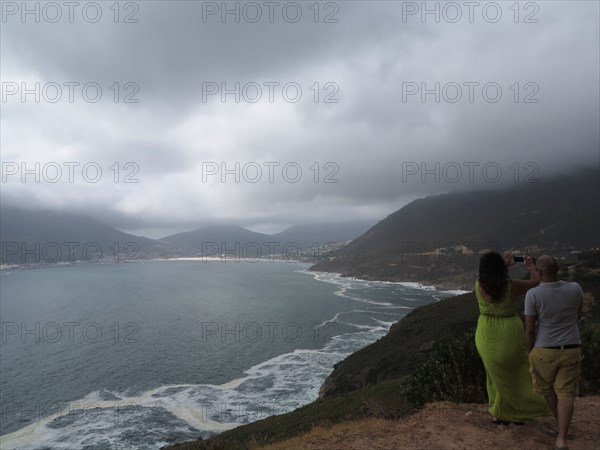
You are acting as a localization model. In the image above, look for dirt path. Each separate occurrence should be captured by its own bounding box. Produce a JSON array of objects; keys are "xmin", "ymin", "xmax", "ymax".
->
[{"xmin": 257, "ymin": 396, "xmax": 599, "ymax": 450}]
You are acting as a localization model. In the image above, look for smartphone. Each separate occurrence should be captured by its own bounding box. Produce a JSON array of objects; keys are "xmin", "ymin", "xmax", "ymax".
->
[{"xmin": 512, "ymin": 255, "xmax": 524, "ymax": 263}]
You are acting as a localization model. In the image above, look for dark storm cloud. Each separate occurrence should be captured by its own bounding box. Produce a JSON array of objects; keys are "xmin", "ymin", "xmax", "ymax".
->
[{"xmin": 1, "ymin": 1, "xmax": 598, "ymax": 237}]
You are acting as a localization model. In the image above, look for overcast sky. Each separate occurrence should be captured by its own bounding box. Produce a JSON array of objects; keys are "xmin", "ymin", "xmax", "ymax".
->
[{"xmin": 1, "ymin": 1, "xmax": 598, "ymax": 237}]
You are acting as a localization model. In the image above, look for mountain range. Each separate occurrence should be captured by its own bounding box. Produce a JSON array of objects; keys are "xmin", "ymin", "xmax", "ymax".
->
[
  {"xmin": 2, "ymin": 168, "xmax": 598, "ymax": 270},
  {"xmin": 0, "ymin": 206, "xmax": 373, "ymax": 264},
  {"xmin": 310, "ymin": 167, "xmax": 600, "ymax": 285}
]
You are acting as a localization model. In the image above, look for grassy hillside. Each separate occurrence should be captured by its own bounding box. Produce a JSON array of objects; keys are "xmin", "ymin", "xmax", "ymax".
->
[{"xmin": 318, "ymin": 291, "xmax": 479, "ymax": 398}]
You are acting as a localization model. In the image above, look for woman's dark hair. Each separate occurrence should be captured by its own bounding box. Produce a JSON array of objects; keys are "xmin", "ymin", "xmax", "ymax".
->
[{"xmin": 478, "ymin": 251, "xmax": 509, "ymax": 302}]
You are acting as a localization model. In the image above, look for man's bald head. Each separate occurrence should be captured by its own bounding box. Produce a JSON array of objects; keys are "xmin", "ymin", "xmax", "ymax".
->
[{"xmin": 536, "ymin": 255, "xmax": 559, "ymax": 275}]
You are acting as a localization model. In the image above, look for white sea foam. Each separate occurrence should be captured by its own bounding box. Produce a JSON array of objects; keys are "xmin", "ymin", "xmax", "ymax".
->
[
  {"xmin": 300, "ymin": 269, "xmax": 468, "ymax": 296},
  {"xmin": 1, "ymin": 325, "xmax": 378, "ymax": 449}
]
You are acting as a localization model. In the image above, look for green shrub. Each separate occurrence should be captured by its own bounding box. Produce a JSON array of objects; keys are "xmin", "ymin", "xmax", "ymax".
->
[
  {"xmin": 580, "ymin": 322, "xmax": 600, "ymax": 394},
  {"xmin": 400, "ymin": 319, "xmax": 600, "ymax": 408},
  {"xmin": 399, "ymin": 329, "xmax": 486, "ymax": 408}
]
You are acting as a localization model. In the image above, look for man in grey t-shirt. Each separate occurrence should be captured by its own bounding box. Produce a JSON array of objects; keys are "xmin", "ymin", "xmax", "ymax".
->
[{"xmin": 525, "ymin": 255, "xmax": 583, "ymax": 450}]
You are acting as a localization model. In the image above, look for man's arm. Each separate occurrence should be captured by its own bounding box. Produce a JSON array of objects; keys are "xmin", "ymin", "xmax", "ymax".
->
[
  {"xmin": 524, "ymin": 290, "xmax": 538, "ymax": 352},
  {"xmin": 525, "ymin": 314, "xmax": 537, "ymax": 352}
]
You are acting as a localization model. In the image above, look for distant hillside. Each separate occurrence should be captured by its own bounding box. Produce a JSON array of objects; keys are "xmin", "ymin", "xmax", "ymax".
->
[
  {"xmin": 160, "ymin": 222, "xmax": 374, "ymax": 259},
  {"xmin": 161, "ymin": 224, "xmax": 270, "ymax": 257},
  {"xmin": 0, "ymin": 206, "xmax": 165, "ymax": 264},
  {"xmin": 311, "ymin": 168, "xmax": 600, "ymax": 284},
  {"xmin": 270, "ymin": 221, "xmax": 374, "ymax": 249}
]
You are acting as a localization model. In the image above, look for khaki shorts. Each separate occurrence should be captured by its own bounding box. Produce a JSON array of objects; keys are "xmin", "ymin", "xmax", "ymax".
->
[{"xmin": 529, "ymin": 347, "xmax": 581, "ymax": 400}]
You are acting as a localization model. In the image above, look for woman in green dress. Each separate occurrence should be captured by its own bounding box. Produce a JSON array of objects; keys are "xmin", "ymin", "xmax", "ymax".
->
[{"xmin": 475, "ymin": 251, "xmax": 551, "ymax": 423}]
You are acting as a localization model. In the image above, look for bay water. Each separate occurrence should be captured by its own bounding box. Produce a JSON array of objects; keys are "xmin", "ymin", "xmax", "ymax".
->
[{"xmin": 0, "ymin": 260, "xmax": 462, "ymax": 449}]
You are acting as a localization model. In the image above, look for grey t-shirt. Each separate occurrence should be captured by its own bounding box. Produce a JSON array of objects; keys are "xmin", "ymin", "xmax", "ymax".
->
[{"xmin": 524, "ymin": 281, "xmax": 583, "ymax": 347}]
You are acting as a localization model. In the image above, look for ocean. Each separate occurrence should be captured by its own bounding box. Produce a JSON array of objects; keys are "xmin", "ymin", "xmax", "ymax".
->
[{"xmin": 0, "ymin": 259, "xmax": 463, "ymax": 449}]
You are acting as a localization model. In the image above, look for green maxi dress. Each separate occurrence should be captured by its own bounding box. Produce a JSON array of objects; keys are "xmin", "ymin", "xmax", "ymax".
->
[{"xmin": 474, "ymin": 280, "xmax": 551, "ymax": 421}]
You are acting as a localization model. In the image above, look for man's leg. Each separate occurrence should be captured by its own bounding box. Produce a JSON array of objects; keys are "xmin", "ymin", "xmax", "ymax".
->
[
  {"xmin": 530, "ymin": 349, "xmax": 557, "ymax": 417},
  {"xmin": 553, "ymin": 348, "xmax": 581, "ymax": 448},
  {"xmin": 556, "ymin": 398, "xmax": 574, "ymax": 448}
]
